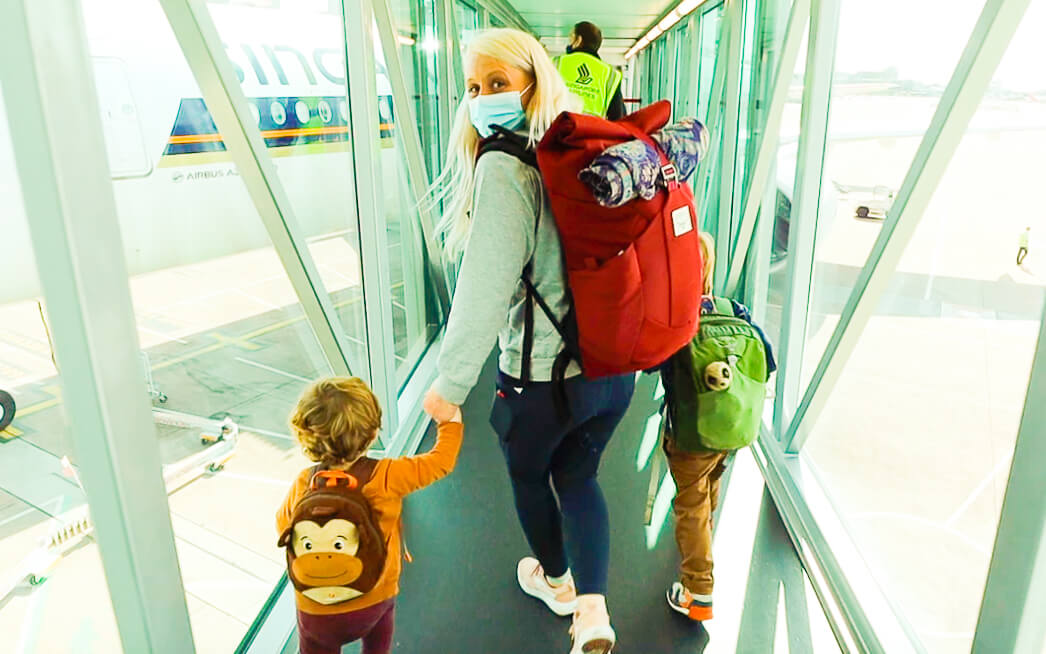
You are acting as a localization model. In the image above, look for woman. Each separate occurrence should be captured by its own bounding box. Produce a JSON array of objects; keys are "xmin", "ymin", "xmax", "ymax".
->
[{"xmin": 422, "ymin": 28, "xmax": 635, "ymax": 654}]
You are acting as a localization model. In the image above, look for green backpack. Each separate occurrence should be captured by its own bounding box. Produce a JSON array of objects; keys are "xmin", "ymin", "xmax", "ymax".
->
[{"xmin": 666, "ymin": 297, "xmax": 769, "ymax": 452}]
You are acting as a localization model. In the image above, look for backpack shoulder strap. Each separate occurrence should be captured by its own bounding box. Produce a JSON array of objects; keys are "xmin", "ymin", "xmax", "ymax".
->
[
  {"xmin": 306, "ymin": 463, "xmax": 326, "ymax": 489},
  {"xmin": 704, "ymin": 296, "xmax": 735, "ymax": 316},
  {"xmin": 306, "ymin": 458, "xmax": 378, "ymax": 490},
  {"xmin": 348, "ymin": 457, "xmax": 379, "ymax": 486},
  {"xmin": 478, "ymin": 126, "xmax": 537, "ymax": 168}
]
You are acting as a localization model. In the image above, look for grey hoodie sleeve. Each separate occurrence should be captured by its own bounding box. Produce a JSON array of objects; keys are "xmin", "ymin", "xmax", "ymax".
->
[{"xmin": 432, "ymin": 153, "xmax": 538, "ymax": 405}]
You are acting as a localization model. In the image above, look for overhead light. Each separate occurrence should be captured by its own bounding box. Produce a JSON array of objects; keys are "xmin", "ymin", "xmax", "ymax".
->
[
  {"xmin": 658, "ymin": 9, "xmax": 681, "ymax": 31},
  {"xmin": 627, "ymin": 34, "xmax": 650, "ymax": 59},
  {"xmin": 396, "ymin": 34, "xmax": 416, "ymax": 46},
  {"xmin": 678, "ymin": 0, "xmax": 703, "ymax": 15}
]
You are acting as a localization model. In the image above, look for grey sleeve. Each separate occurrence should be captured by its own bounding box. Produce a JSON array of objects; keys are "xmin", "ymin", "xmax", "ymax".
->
[{"xmin": 432, "ymin": 154, "xmax": 538, "ymax": 405}]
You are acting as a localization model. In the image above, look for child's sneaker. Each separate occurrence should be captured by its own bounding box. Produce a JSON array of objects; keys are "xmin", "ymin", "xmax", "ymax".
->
[
  {"xmin": 570, "ymin": 595, "xmax": 615, "ymax": 654},
  {"xmin": 667, "ymin": 582, "xmax": 713, "ymax": 621},
  {"xmin": 516, "ymin": 557, "xmax": 577, "ymax": 616}
]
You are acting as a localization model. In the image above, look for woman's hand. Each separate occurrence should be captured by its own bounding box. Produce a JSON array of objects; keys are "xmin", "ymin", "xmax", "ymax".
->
[{"xmin": 424, "ymin": 389, "xmax": 461, "ymax": 424}]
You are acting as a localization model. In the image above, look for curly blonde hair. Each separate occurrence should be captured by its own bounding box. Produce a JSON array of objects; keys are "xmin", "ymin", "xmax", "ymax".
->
[
  {"xmin": 290, "ymin": 377, "xmax": 382, "ymax": 466},
  {"xmin": 699, "ymin": 231, "xmax": 716, "ymax": 295}
]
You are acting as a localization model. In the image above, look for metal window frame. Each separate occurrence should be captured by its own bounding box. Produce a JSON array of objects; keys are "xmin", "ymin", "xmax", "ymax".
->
[
  {"xmin": 373, "ymin": 0, "xmax": 452, "ymax": 316},
  {"xmin": 973, "ymin": 303, "xmax": 1046, "ymax": 653},
  {"xmin": 1, "ymin": 0, "xmax": 195, "ymax": 651},
  {"xmin": 727, "ymin": 0, "xmax": 762, "ymax": 238},
  {"xmin": 695, "ymin": 2, "xmax": 726, "ymax": 122},
  {"xmin": 712, "ymin": 0, "xmax": 745, "ymax": 293},
  {"xmin": 742, "ymin": 0, "xmax": 794, "ymax": 318},
  {"xmin": 771, "ymin": 0, "xmax": 840, "ymax": 440},
  {"xmin": 434, "ymin": 0, "xmax": 454, "ymax": 154},
  {"xmin": 753, "ymin": 430, "xmax": 922, "ymax": 653},
  {"xmin": 411, "ymin": 0, "xmax": 443, "ymax": 178},
  {"xmin": 467, "ymin": 0, "xmax": 530, "ymax": 31},
  {"xmin": 157, "ymin": 0, "xmax": 360, "ymax": 384},
  {"xmin": 435, "ymin": 0, "xmax": 466, "ymax": 158},
  {"xmin": 662, "ymin": 28, "xmax": 679, "ymax": 118},
  {"xmin": 342, "ymin": 0, "xmax": 401, "ymax": 432},
  {"xmin": 782, "ymin": 0, "xmax": 1033, "ymax": 453},
  {"xmin": 678, "ymin": 12, "xmax": 702, "ymax": 118},
  {"xmin": 693, "ymin": 6, "xmax": 730, "ymax": 234},
  {"xmin": 744, "ymin": 160, "xmax": 777, "ymax": 320},
  {"xmin": 724, "ymin": 0, "xmax": 810, "ymax": 297},
  {"xmin": 443, "ymin": 0, "xmax": 465, "ymax": 102}
]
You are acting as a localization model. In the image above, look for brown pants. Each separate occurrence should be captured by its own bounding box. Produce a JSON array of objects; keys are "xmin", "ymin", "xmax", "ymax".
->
[{"xmin": 665, "ymin": 436, "xmax": 728, "ymax": 596}]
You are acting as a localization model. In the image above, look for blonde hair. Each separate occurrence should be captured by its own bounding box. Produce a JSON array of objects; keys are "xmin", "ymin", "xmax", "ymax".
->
[
  {"xmin": 699, "ymin": 231, "xmax": 715, "ymax": 295},
  {"xmin": 427, "ymin": 28, "xmax": 581, "ymax": 256},
  {"xmin": 290, "ymin": 377, "xmax": 382, "ymax": 466}
]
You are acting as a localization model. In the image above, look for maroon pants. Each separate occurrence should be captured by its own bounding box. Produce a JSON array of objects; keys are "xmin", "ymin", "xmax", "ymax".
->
[{"xmin": 297, "ymin": 598, "xmax": 396, "ymax": 654}]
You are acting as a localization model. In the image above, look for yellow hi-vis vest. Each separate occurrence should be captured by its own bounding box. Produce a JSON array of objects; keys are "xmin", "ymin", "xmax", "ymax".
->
[{"xmin": 555, "ymin": 52, "xmax": 623, "ymax": 118}]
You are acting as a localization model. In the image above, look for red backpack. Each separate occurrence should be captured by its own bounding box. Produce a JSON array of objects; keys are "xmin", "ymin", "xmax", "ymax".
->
[{"xmin": 479, "ymin": 101, "xmax": 703, "ymax": 405}]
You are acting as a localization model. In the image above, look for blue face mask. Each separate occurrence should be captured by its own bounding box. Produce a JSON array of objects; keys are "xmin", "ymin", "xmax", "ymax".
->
[{"xmin": 469, "ymin": 85, "xmax": 532, "ymax": 138}]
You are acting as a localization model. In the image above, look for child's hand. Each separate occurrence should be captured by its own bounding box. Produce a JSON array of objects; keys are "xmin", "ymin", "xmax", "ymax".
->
[{"xmin": 424, "ymin": 389, "xmax": 461, "ymax": 424}]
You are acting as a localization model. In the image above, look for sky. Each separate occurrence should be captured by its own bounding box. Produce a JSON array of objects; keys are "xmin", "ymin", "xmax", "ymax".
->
[{"xmin": 834, "ymin": 0, "xmax": 1045, "ymax": 92}]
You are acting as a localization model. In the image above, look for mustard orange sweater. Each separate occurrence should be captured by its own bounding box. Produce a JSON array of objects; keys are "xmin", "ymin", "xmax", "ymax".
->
[{"xmin": 276, "ymin": 421, "xmax": 464, "ymax": 615}]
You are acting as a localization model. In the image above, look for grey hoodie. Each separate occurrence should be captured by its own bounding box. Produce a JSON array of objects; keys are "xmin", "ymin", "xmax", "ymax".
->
[{"xmin": 432, "ymin": 150, "xmax": 581, "ymax": 405}]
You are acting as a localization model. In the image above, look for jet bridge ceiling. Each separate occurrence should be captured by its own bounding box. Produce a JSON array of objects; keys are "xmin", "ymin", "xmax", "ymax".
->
[{"xmin": 507, "ymin": 0, "xmax": 672, "ymax": 63}]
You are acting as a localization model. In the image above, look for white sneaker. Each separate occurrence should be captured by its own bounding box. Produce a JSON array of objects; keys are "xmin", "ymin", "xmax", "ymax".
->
[
  {"xmin": 570, "ymin": 595, "xmax": 616, "ymax": 654},
  {"xmin": 516, "ymin": 557, "xmax": 578, "ymax": 616}
]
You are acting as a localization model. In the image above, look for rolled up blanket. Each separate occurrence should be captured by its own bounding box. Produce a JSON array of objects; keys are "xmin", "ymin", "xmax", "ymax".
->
[
  {"xmin": 651, "ymin": 118, "xmax": 710, "ymax": 182},
  {"xmin": 579, "ymin": 117, "xmax": 710, "ymax": 208},
  {"xmin": 577, "ymin": 138, "xmax": 662, "ymax": 208}
]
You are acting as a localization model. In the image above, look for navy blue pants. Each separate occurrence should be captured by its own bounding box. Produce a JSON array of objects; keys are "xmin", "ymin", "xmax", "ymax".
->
[{"xmin": 490, "ymin": 370, "xmax": 635, "ymax": 596}]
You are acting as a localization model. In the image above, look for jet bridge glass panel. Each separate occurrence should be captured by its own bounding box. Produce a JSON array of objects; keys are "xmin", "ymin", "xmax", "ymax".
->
[
  {"xmin": 0, "ymin": 91, "xmax": 123, "ymax": 654},
  {"xmin": 753, "ymin": 14, "xmax": 806, "ymax": 353},
  {"xmin": 801, "ymin": 4, "xmax": 1046, "ymax": 649},
  {"xmin": 78, "ymin": 0, "xmax": 356, "ymax": 649},
  {"xmin": 371, "ymin": 19, "xmax": 447, "ymax": 387},
  {"xmin": 797, "ymin": 0, "xmax": 986, "ymax": 391}
]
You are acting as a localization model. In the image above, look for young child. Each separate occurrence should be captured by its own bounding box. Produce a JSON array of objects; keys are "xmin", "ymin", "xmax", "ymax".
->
[
  {"xmin": 664, "ymin": 232, "xmax": 776, "ymax": 622},
  {"xmin": 277, "ymin": 377, "xmax": 463, "ymax": 654}
]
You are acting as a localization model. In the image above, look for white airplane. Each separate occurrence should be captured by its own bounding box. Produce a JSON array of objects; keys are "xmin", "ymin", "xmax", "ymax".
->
[
  {"xmin": 2, "ymin": 0, "xmax": 402, "ymax": 306},
  {"xmin": 0, "ymin": 0, "xmax": 428, "ymax": 432}
]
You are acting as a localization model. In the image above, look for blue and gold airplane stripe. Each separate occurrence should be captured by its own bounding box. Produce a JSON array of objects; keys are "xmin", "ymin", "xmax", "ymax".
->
[{"xmin": 163, "ymin": 95, "xmax": 394, "ymax": 157}]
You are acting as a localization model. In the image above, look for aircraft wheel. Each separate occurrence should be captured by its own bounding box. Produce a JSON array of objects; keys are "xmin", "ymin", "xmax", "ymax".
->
[
  {"xmin": 856, "ymin": 206, "xmax": 870, "ymax": 219},
  {"xmin": 0, "ymin": 390, "xmax": 15, "ymax": 431}
]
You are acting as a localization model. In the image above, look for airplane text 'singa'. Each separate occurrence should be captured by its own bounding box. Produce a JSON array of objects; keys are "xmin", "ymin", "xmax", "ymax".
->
[{"xmin": 222, "ymin": 43, "xmax": 387, "ymax": 88}]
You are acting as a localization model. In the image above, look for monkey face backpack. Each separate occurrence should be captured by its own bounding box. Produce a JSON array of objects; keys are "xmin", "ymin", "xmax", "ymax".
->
[{"xmin": 278, "ymin": 461, "xmax": 387, "ymax": 605}]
